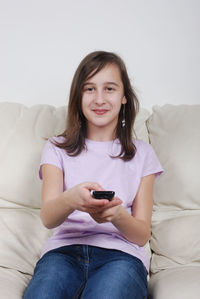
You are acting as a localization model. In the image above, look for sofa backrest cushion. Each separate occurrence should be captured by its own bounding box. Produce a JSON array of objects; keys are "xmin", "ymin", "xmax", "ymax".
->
[{"xmin": 0, "ymin": 103, "xmax": 67, "ymax": 208}]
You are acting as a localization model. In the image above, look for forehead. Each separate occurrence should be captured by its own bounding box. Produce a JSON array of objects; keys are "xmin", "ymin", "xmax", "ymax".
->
[{"xmin": 86, "ymin": 64, "xmax": 122, "ymax": 84}]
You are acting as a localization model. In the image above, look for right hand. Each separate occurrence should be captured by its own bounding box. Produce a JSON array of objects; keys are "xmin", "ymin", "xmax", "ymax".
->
[{"xmin": 66, "ymin": 182, "xmax": 122, "ymax": 214}]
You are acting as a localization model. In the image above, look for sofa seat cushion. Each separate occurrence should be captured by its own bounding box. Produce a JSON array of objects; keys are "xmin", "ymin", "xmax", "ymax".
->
[
  {"xmin": 0, "ymin": 208, "xmax": 51, "ymax": 275},
  {"xmin": 0, "ymin": 268, "xmax": 31, "ymax": 299},
  {"xmin": 148, "ymin": 266, "xmax": 200, "ymax": 299},
  {"xmin": 150, "ymin": 213, "xmax": 200, "ymax": 273}
]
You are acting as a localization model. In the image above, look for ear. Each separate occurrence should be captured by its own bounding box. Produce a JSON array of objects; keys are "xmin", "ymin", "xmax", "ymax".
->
[{"xmin": 122, "ymin": 96, "xmax": 127, "ymax": 104}]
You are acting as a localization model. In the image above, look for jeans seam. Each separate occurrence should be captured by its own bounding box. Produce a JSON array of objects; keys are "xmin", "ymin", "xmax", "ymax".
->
[
  {"xmin": 73, "ymin": 282, "xmax": 86, "ymax": 299},
  {"xmin": 75, "ymin": 246, "xmax": 89, "ymax": 299}
]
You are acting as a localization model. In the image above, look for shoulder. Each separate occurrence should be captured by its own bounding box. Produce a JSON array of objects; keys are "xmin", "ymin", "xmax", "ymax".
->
[
  {"xmin": 132, "ymin": 138, "xmax": 159, "ymax": 164},
  {"xmin": 133, "ymin": 139, "xmax": 153, "ymax": 155},
  {"xmin": 41, "ymin": 136, "xmax": 67, "ymax": 159},
  {"xmin": 39, "ymin": 136, "xmax": 67, "ymax": 179},
  {"xmin": 48, "ymin": 135, "xmax": 66, "ymax": 145},
  {"xmin": 45, "ymin": 136, "xmax": 66, "ymax": 151},
  {"xmin": 133, "ymin": 139, "xmax": 163, "ymax": 178}
]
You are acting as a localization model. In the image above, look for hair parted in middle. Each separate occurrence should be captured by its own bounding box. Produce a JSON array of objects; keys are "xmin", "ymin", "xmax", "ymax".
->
[{"xmin": 53, "ymin": 50, "xmax": 140, "ymax": 161}]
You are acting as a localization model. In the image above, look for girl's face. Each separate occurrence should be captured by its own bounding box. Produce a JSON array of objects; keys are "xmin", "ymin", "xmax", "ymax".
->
[{"xmin": 81, "ymin": 64, "xmax": 126, "ymax": 140}]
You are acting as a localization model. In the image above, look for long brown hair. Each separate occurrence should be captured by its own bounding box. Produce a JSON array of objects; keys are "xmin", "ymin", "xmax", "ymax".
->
[{"xmin": 53, "ymin": 51, "xmax": 139, "ymax": 161}]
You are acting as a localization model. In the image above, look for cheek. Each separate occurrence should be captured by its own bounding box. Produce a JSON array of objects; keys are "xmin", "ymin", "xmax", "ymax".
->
[
  {"xmin": 82, "ymin": 95, "xmax": 93, "ymax": 107},
  {"xmin": 110, "ymin": 96, "xmax": 123, "ymax": 111},
  {"xmin": 81, "ymin": 96, "xmax": 87, "ymax": 112},
  {"xmin": 81, "ymin": 96, "xmax": 93, "ymax": 118}
]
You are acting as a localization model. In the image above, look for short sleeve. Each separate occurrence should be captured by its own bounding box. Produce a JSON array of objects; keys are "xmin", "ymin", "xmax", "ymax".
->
[
  {"xmin": 39, "ymin": 139, "xmax": 64, "ymax": 180},
  {"xmin": 141, "ymin": 143, "xmax": 163, "ymax": 179}
]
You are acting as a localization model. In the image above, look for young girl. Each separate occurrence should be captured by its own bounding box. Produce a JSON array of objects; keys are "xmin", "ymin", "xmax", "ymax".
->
[{"xmin": 23, "ymin": 51, "xmax": 163, "ymax": 299}]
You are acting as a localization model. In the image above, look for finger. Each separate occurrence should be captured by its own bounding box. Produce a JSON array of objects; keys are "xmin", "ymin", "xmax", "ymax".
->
[
  {"xmin": 89, "ymin": 214, "xmax": 105, "ymax": 223},
  {"xmin": 88, "ymin": 198, "xmax": 122, "ymax": 213},
  {"xmin": 86, "ymin": 198, "xmax": 109, "ymax": 208},
  {"xmin": 103, "ymin": 197, "xmax": 122, "ymax": 208},
  {"xmin": 83, "ymin": 182, "xmax": 104, "ymax": 191}
]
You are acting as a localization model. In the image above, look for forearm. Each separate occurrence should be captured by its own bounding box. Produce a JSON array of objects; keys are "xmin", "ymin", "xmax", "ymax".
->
[
  {"xmin": 40, "ymin": 181, "xmax": 118, "ymax": 229},
  {"xmin": 111, "ymin": 207, "xmax": 151, "ymax": 247},
  {"xmin": 40, "ymin": 191, "xmax": 75, "ymax": 229}
]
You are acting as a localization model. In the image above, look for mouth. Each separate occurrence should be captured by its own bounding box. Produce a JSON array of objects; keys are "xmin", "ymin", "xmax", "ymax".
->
[{"xmin": 92, "ymin": 109, "xmax": 108, "ymax": 115}]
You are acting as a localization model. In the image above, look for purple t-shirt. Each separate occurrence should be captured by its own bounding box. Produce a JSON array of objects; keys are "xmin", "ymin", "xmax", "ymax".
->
[{"xmin": 39, "ymin": 137, "xmax": 163, "ymax": 272}]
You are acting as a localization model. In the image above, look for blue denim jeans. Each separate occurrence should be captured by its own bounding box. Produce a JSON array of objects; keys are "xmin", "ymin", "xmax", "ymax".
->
[{"xmin": 23, "ymin": 245, "xmax": 147, "ymax": 299}]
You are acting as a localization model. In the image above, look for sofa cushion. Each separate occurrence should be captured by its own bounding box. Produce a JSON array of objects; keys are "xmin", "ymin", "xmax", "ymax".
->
[
  {"xmin": 0, "ymin": 103, "xmax": 67, "ymax": 208},
  {"xmin": 0, "ymin": 208, "xmax": 51, "ymax": 275},
  {"xmin": 147, "ymin": 104, "xmax": 200, "ymax": 211},
  {"xmin": 148, "ymin": 267, "xmax": 200, "ymax": 299},
  {"xmin": 0, "ymin": 268, "xmax": 31, "ymax": 299},
  {"xmin": 150, "ymin": 214, "xmax": 200, "ymax": 272},
  {"xmin": 146, "ymin": 104, "xmax": 200, "ymax": 274}
]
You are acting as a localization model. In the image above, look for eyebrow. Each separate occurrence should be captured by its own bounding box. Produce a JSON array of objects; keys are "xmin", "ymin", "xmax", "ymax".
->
[{"xmin": 83, "ymin": 81, "xmax": 120, "ymax": 87}]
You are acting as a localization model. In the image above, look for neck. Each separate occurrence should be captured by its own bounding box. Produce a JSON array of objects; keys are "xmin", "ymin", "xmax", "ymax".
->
[{"xmin": 86, "ymin": 127, "xmax": 116, "ymax": 142}]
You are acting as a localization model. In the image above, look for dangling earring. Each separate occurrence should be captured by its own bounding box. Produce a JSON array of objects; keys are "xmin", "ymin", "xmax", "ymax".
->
[{"xmin": 121, "ymin": 104, "xmax": 126, "ymax": 128}]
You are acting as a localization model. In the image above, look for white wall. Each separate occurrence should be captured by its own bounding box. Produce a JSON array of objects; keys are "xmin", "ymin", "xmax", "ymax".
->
[{"xmin": 0, "ymin": 0, "xmax": 199, "ymax": 110}]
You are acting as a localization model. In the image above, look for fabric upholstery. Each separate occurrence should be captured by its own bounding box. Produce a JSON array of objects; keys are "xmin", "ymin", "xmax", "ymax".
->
[
  {"xmin": 147, "ymin": 104, "xmax": 200, "ymax": 298},
  {"xmin": 148, "ymin": 267, "xmax": 200, "ymax": 299},
  {"xmin": 0, "ymin": 268, "xmax": 31, "ymax": 299},
  {"xmin": 1, "ymin": 102, "xmax": 199, "ymax": 298}
]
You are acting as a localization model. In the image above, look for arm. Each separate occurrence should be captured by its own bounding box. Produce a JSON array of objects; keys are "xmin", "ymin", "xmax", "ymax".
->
[
  {"xmin": 40, "ymin": 164, "xmax": 122, "ymax": 229},
  {"xmin": 40, "ymin": 164, "xmax": 72, "ymax": 229},
  {"xmin": 90, "ymin": 174, "xmax": 155, "ymax": 247}
]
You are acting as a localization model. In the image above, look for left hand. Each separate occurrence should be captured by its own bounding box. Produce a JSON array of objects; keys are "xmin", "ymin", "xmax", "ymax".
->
[{"xmin": 89, "ymin": 197, "xmax": 123, "ymax": 223}]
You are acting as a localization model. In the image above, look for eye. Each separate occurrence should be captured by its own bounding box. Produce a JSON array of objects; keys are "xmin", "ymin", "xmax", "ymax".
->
[
  {"xmin": 106, "ymin": 87, "xmax": 114, "ymax": 92},
  {"xmin": 83, "ymin": 86, "xmax": 94, "ymax": 93}
]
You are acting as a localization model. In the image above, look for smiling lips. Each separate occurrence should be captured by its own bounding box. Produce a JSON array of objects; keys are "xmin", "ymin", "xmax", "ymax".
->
[{"xmin": 93, "ymin": 109, "xmax": 108, "ymax": 115}]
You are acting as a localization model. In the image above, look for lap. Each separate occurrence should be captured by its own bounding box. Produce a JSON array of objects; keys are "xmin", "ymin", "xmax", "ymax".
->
[
  {"xmin": 23, "ymin": 245, "xmax": 147, "ymax": 299},
  {"xmin": 82, "ymin": 247, "xmax": 148, "ymax": 299},
  {"xmin": 23, "ymin": 246, "xmax": 85, "ymax": 299}
]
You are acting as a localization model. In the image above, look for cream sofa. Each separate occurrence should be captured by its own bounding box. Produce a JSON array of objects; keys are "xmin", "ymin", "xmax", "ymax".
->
[{"xmin": 0, "ymin": 102, "xmax": 199, "ymax": 299}]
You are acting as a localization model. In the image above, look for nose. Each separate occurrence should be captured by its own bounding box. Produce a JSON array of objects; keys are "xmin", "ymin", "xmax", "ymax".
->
[{"xmin": 94, "ymin": 89, "xmax": 106, "ymax": 105}]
